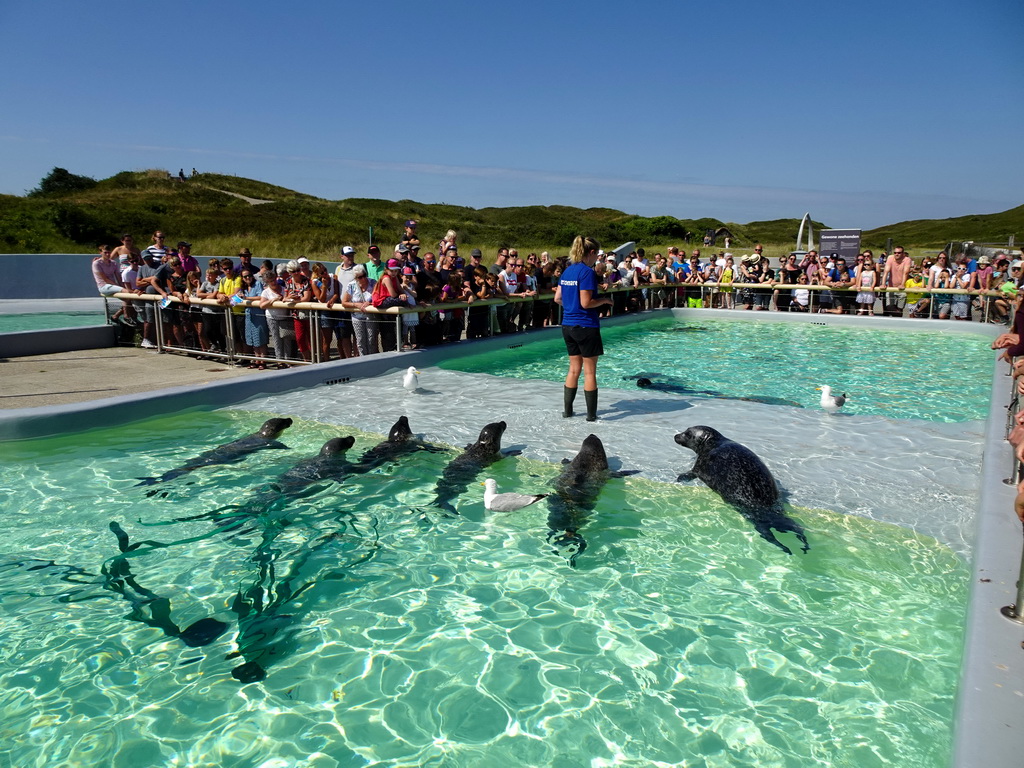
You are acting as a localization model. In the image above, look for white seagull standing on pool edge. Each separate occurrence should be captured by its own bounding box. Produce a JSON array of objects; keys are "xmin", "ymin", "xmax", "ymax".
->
[
  {"xmin": 817, "ymin": 385, "xmax": 847, "ymax": 412},
  {"xmin": 482, "ymin": 478, "xmax": 547, "ymax": 512},
  {"xmin": 403, "ymin": 367, "xmax": 421, "ymax": 392}
]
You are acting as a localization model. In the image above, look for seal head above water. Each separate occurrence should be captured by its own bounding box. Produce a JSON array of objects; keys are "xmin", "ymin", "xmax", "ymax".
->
[{"xmin": 546, "ymin": 434, "xmax": 637, "ymax": 566}]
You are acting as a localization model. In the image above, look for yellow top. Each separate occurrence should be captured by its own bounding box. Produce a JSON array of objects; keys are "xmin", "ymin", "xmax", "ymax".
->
[
  {"xmin": 218, "ymin": 275, "xmax": 244, "ymax": 315},
  {"xmin": 905, "ymin": 277, "xmax": 927, "ymax": 303}
]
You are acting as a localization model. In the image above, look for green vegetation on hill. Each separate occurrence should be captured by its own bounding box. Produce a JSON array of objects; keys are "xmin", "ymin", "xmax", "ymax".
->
[
  {"xmin": 864, "ymin": 205, "xmax": 1024, "ymax": 249},
  {"xmin": 1, "ymin": 168, "xmax": 1019, "ymax": 259}
]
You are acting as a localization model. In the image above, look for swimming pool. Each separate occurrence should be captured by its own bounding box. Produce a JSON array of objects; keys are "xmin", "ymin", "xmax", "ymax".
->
[
  {"xmin": 0, "ymin": 310, "xmax": 107, "ymax": 334},
  {"xmin": 0, "ymin": 313, "xmax": 1007, "ymax": 766}
]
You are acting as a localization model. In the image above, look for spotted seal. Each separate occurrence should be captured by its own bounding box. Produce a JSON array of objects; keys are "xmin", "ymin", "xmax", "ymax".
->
[
  {"xmin": 135, "ymin": 417, "xmax": 293, "ymax": 488},
  {"xmin": 546, "ymin": 434, "xmax": 638, "ymax": 566},
  {"xmin": 431, "ymin": 421, "xmax": 517, "ymax": 514},
  {"xmin": 675, "ymin": 425, "xmax": 809, "ymax": 555}
]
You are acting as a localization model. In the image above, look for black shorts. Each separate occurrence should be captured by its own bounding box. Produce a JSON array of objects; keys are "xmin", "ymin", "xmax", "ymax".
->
[{"xmin": 562, "ymin": 325, "xmax": 604, "ymax": 358}]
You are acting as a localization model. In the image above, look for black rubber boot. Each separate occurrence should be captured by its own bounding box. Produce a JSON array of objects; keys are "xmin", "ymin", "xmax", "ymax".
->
[
  {"xmin": 563, "ymin": 386, "xmax": 578, "ymax": 418},
  {"xmin": 585, "ymin": 389, "xmax": 598, "ymax": 422}
]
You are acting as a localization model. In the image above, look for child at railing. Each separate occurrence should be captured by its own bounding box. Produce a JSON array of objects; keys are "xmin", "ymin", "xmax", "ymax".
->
[
  {"xmin": 855, "ymin": 258, "xmax": 877, "ymax": 316},
  {"xmin": 950, "ymin": 266, "xmax": 973, "ymax": 321},
  {"xmin": 790, "ymin": 275, "xmax": 811, "ymax": 311},
  {"xmin": 441, "ymin": 272, "xmax": 470, "ymax": 343},
  {"xmin": 932, "ymin": 270, "xmax": 953, "ymax": 320},
  {"xmin": 719, "ymin": 256, "xmax": 734, "ymax": 309},
  {"xmin": 401, "ymin": 267, "xmax": 420, "ymax": 350}
]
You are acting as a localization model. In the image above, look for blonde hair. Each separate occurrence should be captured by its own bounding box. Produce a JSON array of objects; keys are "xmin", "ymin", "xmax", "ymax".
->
[
  {"xmin": 569, "ymin": 236, "xmax": 600, "ymax": 264},
  {"xmin": 445, "ymin": 229, "xmax": 457, "ymax": 241}
]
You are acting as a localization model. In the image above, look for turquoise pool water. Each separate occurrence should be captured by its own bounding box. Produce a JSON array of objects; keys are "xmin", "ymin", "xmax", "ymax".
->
[
  {"xmin": 0, "ymin": 397, "xmax": 968, "ymax": 768},
  {"xmin": 0, "ymin": 311, "xmax": 107, "ymax": 333},
  {"xmin": 440, "ymin": 317, "xmax": 994, "ymax": 422}
]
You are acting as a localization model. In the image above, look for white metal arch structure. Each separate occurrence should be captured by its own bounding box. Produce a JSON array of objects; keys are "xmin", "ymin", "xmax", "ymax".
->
[{"xmin": 795, "ymin": 213, "xmax": 814, "ymax": 252}]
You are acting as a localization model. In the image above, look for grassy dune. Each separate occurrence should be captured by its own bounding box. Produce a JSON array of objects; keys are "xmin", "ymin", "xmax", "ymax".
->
[{"xmin": 1, "ymin": 169, "xmax": 1019, "ymax": 262}]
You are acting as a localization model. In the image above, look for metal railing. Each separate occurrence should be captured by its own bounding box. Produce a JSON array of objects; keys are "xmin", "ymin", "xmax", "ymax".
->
[{"xmin": 105, "ymin": 280, "xmax": 1012, "ymax": 363}]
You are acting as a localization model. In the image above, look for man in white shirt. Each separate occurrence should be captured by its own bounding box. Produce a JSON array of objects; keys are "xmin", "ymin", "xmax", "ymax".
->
[
  {"xmin": 333, "ymin": 246, "xmax": 359, "ymax": 358},
  {"xmin": 497, "ymin": 257, "xmax": 519, "ymax": 333}
]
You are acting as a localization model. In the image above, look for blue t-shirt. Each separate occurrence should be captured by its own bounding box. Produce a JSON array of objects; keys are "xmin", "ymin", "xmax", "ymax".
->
[{"xmin": 559, "ymin": 261, "xmax": 600, "ymax": 328}]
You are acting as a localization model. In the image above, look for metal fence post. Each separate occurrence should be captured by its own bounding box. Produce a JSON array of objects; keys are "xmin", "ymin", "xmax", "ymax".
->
[
  {"xmin": 1000, "ymin": 533, "xmax": 1024, "ymax": 624},
  {"xmin": 311, "ymin": 309, "xmax": 321, "ymax": 363},
  {"xmin": 224, "ymin": 306, "xmax": 236, "ymax": 362},
  {"xmin": 155, "ymin": 299, "xmax": 165, "ymax": 350}
]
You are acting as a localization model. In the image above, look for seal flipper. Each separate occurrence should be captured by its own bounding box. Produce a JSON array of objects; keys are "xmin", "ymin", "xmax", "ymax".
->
[
  {"xmin": 751, "ymin": 523, "xmax": 794, "ymax": 556},
  {"xmin": 610, "ymin": 470, "xmax": 640, "ymax": 478},
  {"xmin": 677, "ymin": 470, "xmax": 697, "ymax": 482},
  {"xmin": 770, "ymin": 516, "xmax": 810, "ymax": 554},
  {"xmin": 743, "ymin": 509, "xmax": 810, "ymax": 555}
]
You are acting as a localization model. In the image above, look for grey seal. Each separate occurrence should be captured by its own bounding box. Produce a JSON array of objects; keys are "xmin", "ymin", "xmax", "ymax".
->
[
  {"xmin": 353, "ymin": 416, "xmax": 444, "ymax": 472},
  {"xmin": 135, "ymin": 417, "xmax": 293, "ymax": 488},
  {"xmin": 431, "ymin": 421, "xmax": 518, "ymax": 514},
  {"xmin": 546, "ymin": 434, "xmax": 637, "ymax": 566},
  {"xmin": 675, "ymin": 425, "xmax": 809, "ymax": 555}
]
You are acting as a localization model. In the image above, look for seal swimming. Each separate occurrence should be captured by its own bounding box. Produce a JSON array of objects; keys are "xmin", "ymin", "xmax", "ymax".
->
[
  {"xmin": 631, "ymin": 375, "xmax": 802, "ymax": 408},
  {"xmin": 674, "ymin": 425, "xmax": 809, "ymax": 555},
  {"xmin": 142, "ymin": 434, "xmax": 356, "ymax": 533},
  {"xmin": 431, "ymin": 421, "xmax": 516, "ymax": 514},
  {"xmin": 546, "ymin": 434, "xmax": 636, "ymax": 566},
  {"xmin": 268, "ymin": 436, "xmax": 356, "ymax": 497},
  {"xmin": 352, "ymin": 416, "xmax": 444, "ymax": 473},
  {"xmin": 135, "ymin": 417, "xmax": 293, "ymax": 488}
]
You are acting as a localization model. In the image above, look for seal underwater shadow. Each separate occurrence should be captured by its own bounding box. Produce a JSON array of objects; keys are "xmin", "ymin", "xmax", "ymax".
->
[{"xmin": 674, "ymin": 425, "xmax": 809, "ymax": 555}]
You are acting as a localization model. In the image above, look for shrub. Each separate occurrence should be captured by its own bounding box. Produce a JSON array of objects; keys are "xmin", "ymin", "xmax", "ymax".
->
[{"xmin": 29, "ymin": 167, "xmax": 98, "ymax": 197}]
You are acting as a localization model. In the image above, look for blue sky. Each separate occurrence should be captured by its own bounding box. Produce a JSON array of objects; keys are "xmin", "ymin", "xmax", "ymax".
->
[{"xmin": 1, "ymin": 0, "xmax": 1021, "ymax": 230}]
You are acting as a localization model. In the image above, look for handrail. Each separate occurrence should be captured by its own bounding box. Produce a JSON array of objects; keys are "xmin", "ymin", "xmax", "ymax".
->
[{"xmin": 111, "ymin": 282, "xmax": 1006, "ymax": 311}]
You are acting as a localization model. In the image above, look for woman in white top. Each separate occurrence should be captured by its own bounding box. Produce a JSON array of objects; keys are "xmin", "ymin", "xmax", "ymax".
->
[
  {"xmin": 259, "ymin": 269, "xmax": 294, "ymax": 366},
  {"xmin": 928, "ymin": 252, "xmax": 952, "ymax": 288}
]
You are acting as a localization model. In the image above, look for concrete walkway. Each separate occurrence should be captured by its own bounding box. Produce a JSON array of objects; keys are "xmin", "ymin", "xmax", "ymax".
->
[{"xmin": 0, "ymin": 348, "xmax": 261, "ymax": 409}]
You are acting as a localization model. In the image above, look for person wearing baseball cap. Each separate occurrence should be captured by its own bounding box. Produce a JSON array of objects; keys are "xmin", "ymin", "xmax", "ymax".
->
[{"xmin": 402, "ymin": 220, "xmax": 420, "ymax": 251}]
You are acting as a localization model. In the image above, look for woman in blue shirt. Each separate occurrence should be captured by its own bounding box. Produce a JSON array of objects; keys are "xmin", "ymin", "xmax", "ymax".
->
[{"xmin": 555, "ymin": 236, "xmax": 613, "ymax": 421}]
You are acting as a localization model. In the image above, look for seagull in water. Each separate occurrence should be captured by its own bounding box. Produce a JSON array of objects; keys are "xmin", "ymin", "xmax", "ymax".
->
[
  {"xmin": 482, "ymin": 478, "xmax": 547, "ymax": 512},
  {"xmin": 817, "ymin": 385, "xmax": 847, "ymax": 413},
  {"xmin": 403, "ymin": 367, "xmax": 421, "ymax": 392}
]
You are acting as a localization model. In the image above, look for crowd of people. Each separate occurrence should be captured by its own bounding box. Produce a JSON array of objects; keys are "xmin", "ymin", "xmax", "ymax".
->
[
  {"xmin": 588, "ymin": 244, "xmax": 1022, "ymax": 322},
  {"xmin": 91, "ymin": 223, "xmax": 1024, "ymax": 368}
]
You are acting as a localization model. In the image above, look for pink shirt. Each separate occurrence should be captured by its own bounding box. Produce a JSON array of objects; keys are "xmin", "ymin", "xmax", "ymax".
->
[
  {"xmin": 92, "ymin": 258, "xmax": 121, "ymax": 289},
  {"xmin": 974, "ymin": 265, "xmax": 994, "ymax": 290}
]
